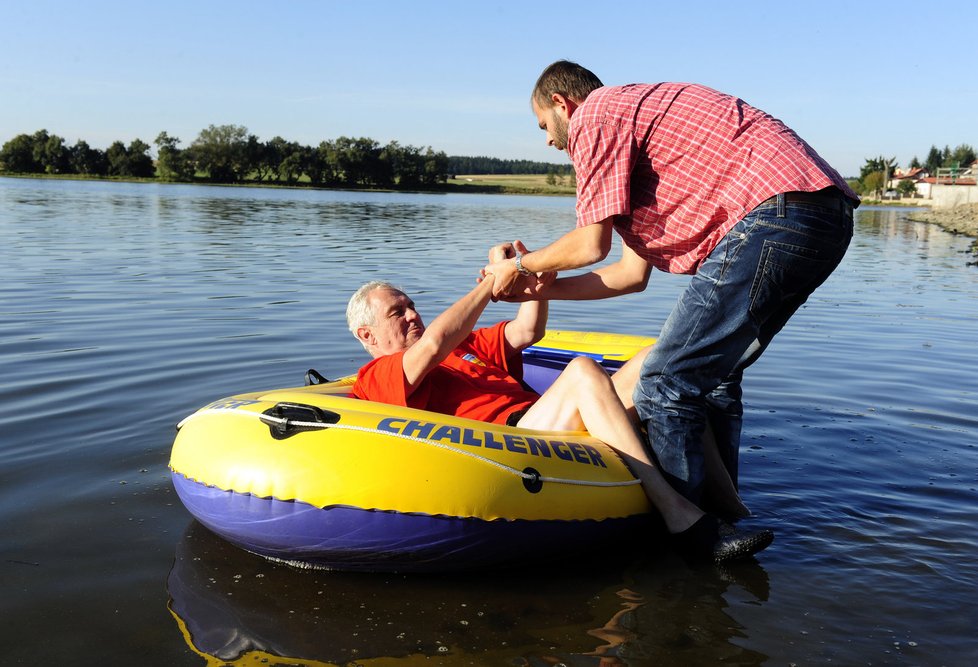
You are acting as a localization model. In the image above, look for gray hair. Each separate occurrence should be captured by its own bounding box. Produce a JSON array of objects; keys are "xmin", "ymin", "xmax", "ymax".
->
[{"xmin": 347, "ymin": 280, "xmax": 403, "ymax": 348}]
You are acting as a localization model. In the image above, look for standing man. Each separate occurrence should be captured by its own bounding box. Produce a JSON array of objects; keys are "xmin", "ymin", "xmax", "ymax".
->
[{"xmin": 484, "ymin": 60, "xmax": 857, "ymax": 513}]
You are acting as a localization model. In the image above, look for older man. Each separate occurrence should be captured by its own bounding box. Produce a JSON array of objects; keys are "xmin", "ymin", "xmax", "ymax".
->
[{"xmin": 346, "ymin": 259, "xmax": 773, "ymax": 563}]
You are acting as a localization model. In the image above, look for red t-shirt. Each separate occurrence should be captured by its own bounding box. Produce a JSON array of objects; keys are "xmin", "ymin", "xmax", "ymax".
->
[
  {"xmin": 352, "ymin": 321, "xmax": 539, "ymax": 425},
  {"xmin": 568, "ymin": 83, "xmax": 858, "ymax": 275}
]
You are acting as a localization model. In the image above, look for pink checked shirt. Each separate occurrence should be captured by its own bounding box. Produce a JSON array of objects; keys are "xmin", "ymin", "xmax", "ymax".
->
[{"xmin": 568, "ymin": 83, "xmax": 857, "ymax": 274}]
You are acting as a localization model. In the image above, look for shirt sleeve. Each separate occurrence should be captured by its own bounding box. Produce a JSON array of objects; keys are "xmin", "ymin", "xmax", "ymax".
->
[
  {"xmin": 352, "ymin": 351, "xmax": 431, "ymax": 408},
  {"xmin": 571, "ymin": 117, "xmax": 637, "ymax": 228}
]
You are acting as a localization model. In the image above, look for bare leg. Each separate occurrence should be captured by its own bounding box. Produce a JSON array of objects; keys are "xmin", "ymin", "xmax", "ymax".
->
[
  {"xmin": 609, "ymin": 344, "xmax": 652, "ymax": 423},
  {"xmin": 517, "ymin": 357, "xmax": 703, "ymax": 534}
]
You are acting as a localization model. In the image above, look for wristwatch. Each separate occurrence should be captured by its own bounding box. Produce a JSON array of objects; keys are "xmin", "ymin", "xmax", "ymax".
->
[{"xmin": 514, "ymin": 251, "xmax": 531, "ymax": 276}]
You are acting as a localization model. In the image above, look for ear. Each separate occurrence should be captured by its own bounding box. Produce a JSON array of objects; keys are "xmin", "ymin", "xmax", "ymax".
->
[
  {"xmin": 550, "ymin": 93, "xmax": 579, "ymax": 117},
  {"xmin": 355, "ymin": 325, "xmax": 374, "ymax": 347}
]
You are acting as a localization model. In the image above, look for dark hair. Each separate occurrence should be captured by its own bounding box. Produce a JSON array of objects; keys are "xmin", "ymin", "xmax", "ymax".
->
[{"xmin": 532, "ymin": 60, "xmax": 604, "ymax": 108}]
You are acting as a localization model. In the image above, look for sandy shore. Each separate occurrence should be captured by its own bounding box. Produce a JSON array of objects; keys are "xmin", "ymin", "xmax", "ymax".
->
[{"xmin": 906, "ymin": 203, "xmax": 978, "ymax": 257}]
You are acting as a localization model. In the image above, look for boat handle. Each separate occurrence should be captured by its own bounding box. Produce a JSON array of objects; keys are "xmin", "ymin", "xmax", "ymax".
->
[{"xmin": 260, "ymin": 402, "xmax": 340, "ymax": 440}]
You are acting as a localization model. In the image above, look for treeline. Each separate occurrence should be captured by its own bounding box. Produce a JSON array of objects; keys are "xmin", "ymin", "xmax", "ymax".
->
[
  {"xmin": 850, "ymin": 143, "xmax": 976, "ymax": 197},
  {"xmin": 0, "ymin": 125, "xmax": 451, "ymax": 188},
  {"xmin": 0, "ymin": 126, "xmax": 577, "ymax": 188},
  {"xmin": 913, "ymin": 144, "xmax": 976, "ymax": 175},
  {"xmin": 447, "ymin": 155, "xmax": 572, "ymax": 175}
]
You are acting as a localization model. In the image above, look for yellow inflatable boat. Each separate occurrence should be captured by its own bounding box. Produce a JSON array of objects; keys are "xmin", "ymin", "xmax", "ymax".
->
[{"xmin": 169, "ymin": 330, "xmax": 658, "ymax": 571}]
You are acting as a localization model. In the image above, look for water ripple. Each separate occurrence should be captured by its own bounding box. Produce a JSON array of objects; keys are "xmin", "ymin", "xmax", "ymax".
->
[{"xmin": 2, "ymin": 180, "xmax": 976, "ymax": 665}]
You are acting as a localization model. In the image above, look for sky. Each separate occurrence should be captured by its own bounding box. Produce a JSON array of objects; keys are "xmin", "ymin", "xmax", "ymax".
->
[{"xmin": 2, "ymin": 0, "xmax": 975, "ymax": 178}]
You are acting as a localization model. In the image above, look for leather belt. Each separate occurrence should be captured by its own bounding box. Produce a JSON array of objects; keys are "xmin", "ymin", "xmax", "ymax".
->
[{"xmin": 755, "ymin": 187, "xmax": 854, "ymax": 215}]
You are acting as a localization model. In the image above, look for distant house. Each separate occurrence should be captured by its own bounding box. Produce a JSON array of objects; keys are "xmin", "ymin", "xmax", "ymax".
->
[
  {"xmin": 926, "ymin": 160, "xmax": 978, "ymax": 207},
  {"xmin": 917, "ymin": 160, "xmax": 977, "ymax": 198},
  {"xmin": 888, "ymin": 166, "xmax": 929, "ymax": 198}
]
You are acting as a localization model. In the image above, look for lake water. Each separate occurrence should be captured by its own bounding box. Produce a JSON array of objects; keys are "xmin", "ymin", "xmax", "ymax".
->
[{"xmin": 1, "ymin": 177, "xmax": 976, "ymax": 665}]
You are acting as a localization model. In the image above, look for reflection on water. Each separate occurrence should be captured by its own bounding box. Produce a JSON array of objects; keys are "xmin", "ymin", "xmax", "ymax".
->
[
  {"xmin": 167, "ymin": 522, "xmax": 770, "ymax": 665},
  {"xmin": 856, "ymin": 208, "xmax": 975, "ymax": 272},
  {"xmin": 2, "ymin": 180, "xmax": 977, "ymax": 665}
]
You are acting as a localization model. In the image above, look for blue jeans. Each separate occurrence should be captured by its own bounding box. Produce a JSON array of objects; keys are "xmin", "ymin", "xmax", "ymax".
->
[{"xmin": 633, "ymin": 193, "xmax": 854, "ymax": 502}]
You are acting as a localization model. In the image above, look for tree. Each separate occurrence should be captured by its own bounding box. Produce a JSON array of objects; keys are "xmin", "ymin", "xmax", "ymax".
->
[
  {"xmin": 154, "ymin": 132, "xmax": 192, "ymax": 181},
  {"xmin": 106, "ymin": 141, "xmax": 130, "ymax": 176},
  {"xmin": 69, "ymin": 140, "xmax": 108, "ymax": 176},
  {"xmin": 924, "ymin": 145, "xmax": 944, "ymax": 174},
  {"xmin": 334, "ymin": 136, "xmax": 376, "ymax": 186},
  {"xmin": 127, "ymin": 139, "xmax": 154, "ymax": 178},
  {"xmin": 0, "ymin": 133, "xmax": 41, "ymax": 172},
  {"xmin": 104, "ymin": 139, "xmax": 154, "ymax": 178},
  {"xmin": 447, "ymin": 155, "xmax": 572, "ymax": 176},
  {"xmin": 244, "ymin": 135, "xmax": 273, "ymax": 182},
  {"xmin": 385, "ymin": 142, "xmax": 423, "ymax": 187},
  {"xmin": 859, "ymin": 155, "xmax": 897, "ymax": 181},
  {"xmin": 38, "ymin": 133, "xmax": 70, "ymax": 174},
  {"xmin": 896, "ymin": 178, "xmax": 917, "ymax": 198},
  {"xmin": 279, "ymin": 143, "xmax": 306, "ymax": 184},
  {"xmin": 263, "ymin": 136, "xmax": 291, "ymax": 182},
  {"xmin": 306, "ymin": 140, "xmax": 340, "ymax": 186},
  {"xmin": 946, "ymin": 144, "xmax": 976, "ymax": 170},
  {"xmin": 862, "ymin": 171, "xmax": 885, "ymax": 199},
  {"xmin": 29, "ymin": 130, "xmax": 51, "ymax": 171},
  {"xmin": 420, "ymin": 148, "xmax": 448, "ymax": 186},
  {"xmin": 859, "ymin": 155, "xmax": 897, "ymax": 199},
  {"xmin": 190, "ymin": 124, "xmax": 250, "ymax": 183}
]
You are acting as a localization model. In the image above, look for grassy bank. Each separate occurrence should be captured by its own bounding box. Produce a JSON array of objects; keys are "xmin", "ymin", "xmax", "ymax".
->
[{"xmin": 446, "ymin": 174, "xmax": 575, "ymax": 196}]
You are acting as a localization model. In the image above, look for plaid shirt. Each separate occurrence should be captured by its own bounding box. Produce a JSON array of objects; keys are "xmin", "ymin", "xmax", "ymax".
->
[{"xmin": 568, "ymin": 83, "xmax": 857, "ymax": 274}]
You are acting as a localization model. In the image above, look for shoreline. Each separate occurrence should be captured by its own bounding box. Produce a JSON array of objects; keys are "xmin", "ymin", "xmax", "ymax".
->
[
  {"xmin": 905, "ymin": 203, "xmax": 978, "ymax": 258},
  {"xmin": 0, "ymin": 171, "xmax": 575, "ymax": 197}
]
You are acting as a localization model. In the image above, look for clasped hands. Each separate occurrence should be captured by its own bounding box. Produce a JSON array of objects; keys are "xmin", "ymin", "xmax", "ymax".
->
[{"xmin": 480, "ymin": 239, "xmax": 555, "ymax": 301}]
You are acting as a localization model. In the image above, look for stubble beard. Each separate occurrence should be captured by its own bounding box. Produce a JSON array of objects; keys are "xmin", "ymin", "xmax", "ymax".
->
[{"xmin": 551, "ymin": 110, "xmax": 569, "ymax": 151}]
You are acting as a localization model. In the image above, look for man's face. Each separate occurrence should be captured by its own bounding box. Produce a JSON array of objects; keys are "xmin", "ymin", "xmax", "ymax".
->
[
  {"xmin": 532, "ymin": 98, "xmax": 570, "ymax": 152},
  {"xmin": 365, "ymin": 288, "xmax": 425, "ymax": 355}
]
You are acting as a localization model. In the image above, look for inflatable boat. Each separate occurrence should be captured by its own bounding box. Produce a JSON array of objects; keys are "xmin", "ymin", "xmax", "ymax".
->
[{"xmin": 169, "ymin": 330, "xmax": 658, "ymax": 572}]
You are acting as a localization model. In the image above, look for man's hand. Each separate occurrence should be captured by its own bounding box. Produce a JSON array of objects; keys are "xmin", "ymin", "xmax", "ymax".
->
[
  {"xmin": 483, "ymin": 256, "xmax": 521, "ymax": 297},
  {"xmin": 483, "ymin": 239, "xmax": 526, "ymax": 298},
  {"xmin": 479, "ymin": 242, "xmax": 516, "ymax": 292},
  {"xmin": 483, "ymin": 240, "xmax": 555, "ymax": 300},
  {"xmin": 498, "ymin": 268, "xmax": 556, "ymax": 301},
  {"xmin": 488, "ymin": 242, "xmax": 515, "ymax": 264}
]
